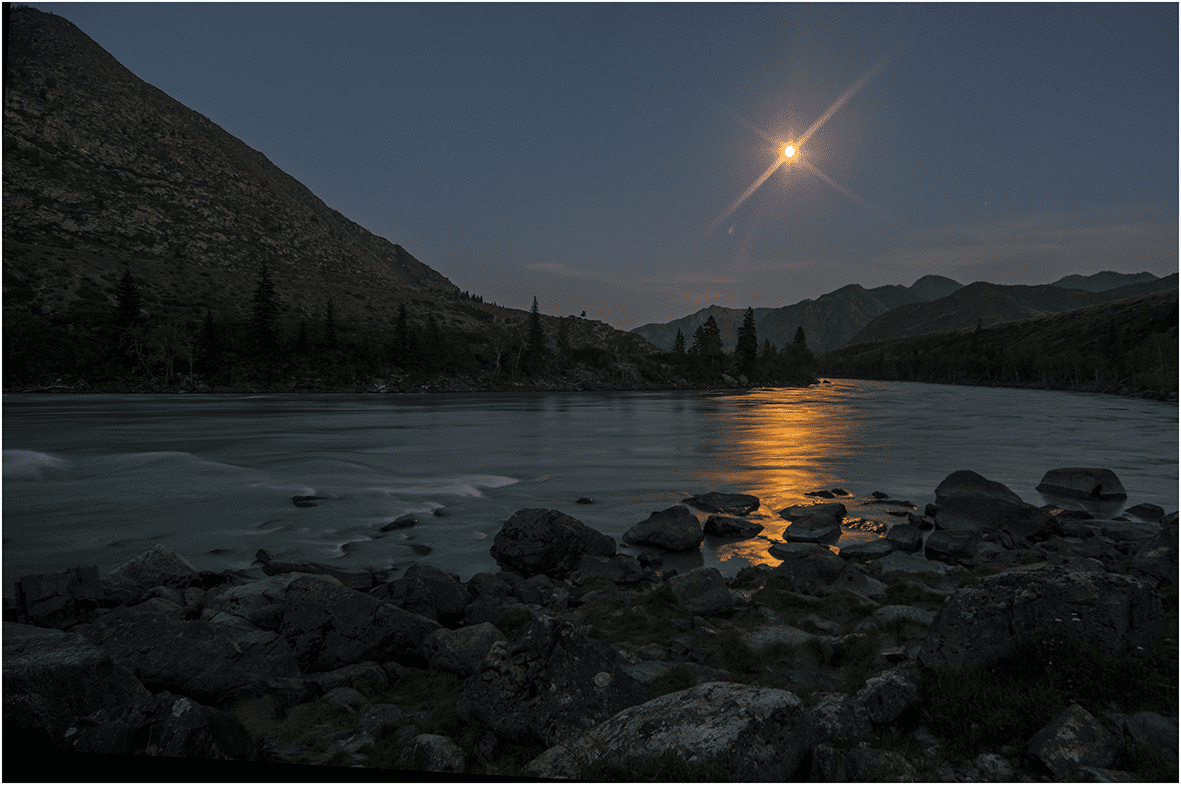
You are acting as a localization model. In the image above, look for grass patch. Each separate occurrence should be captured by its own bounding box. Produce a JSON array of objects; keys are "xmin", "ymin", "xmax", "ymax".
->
[{"xmin": 920, "ymin": 638, "xmax": 1177, "ymax": 759}]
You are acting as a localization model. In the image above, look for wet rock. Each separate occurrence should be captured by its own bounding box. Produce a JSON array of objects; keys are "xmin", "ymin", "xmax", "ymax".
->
[
  {"xmin": 924, "ymin": 529, "xmax": 983, "ymax": 565},
  {"xmin": 810, "ymin": 743, "xmax": 919, "ymax": 782},
  {"xmin": 806, "ymin": 489, "xmax": 836, "ymax": 499},
  {"xmin": 1125, "ymin": 503, "xmax": 1166, "ymax": 522},
  {"xmin": 523, "ymin": 682, "xmax": 809, "ymax": 780},
  {"xmin": 77, "ymin": 601, "xmax": 300, "ymax": 707},
  {"xmin": 623, "ymin": 505, "xmax": 703, "ymax": 551},
  {"xmin": 682, "ymin": 491, "xmax": 760, "ymax": 515},
  {"xmin": 260, "ymin": 560, "xmax": 375, "ymax": 591},
  {"xmin": 636, "ymin": 550, "xmax": 663, "ymax": 568},
  {"xmin": 838, "ymin": 538, "xmax": 894, "ymax": 560},
  {"xmin": 668, "ymin": 567, "xmax": 733, "ymax": 617},
  {"xmin": 398, "ymin": 733, "xmax": 465, "ymax": 773},
  {"xmin": 466, "ymin": 572, "xmax": 513, "ymax": 600},
  {"xmin": 420, "ymin": 622, "xmax": 506, "ymax": 677},
  {"xmin": 1028, "ymin": 703, "xmax": 1118, "ymax": 778},
  {"xmin": 490, "ymin": 508, "xmax": 616, "ymax": 579},
  {"xmin": 919, "ymin": 565, "xmax": 1165, "ymax": 670},
  {"xmin": 576, "ymin": 496, "xmax": 594, "ymax": 505},
  {"xmin": 935, "ymin": 494, "xmax": 1056, "ymax": 539},
  {"xmin": 278, "ymin": 574, "xmax": 440, "ymax": 672},
  {"xmin": 780, "ymin": 502, "xmax": 847, "ymax": 521},
  {"xmin": 784, "ymin": 513, "xmax": 841, "ymax": 543},
  {"xmin": 4, "ymin": 621, "xmax": 151, "ymax": 751},
  {"xmin": 455, "ymin": 616, "xmax": 650, "ymax": 746},
  {"xmin": 1036, "ymin": 468, "xmax": 1128, "ymax": 500},
  {"xmin": 67, "ymin": 692, "xmax": 253, "ymax": 760},
  {"xmin": 292, "ymin": 495, "xmax": 326, "ymax": 508},
  {"xmin": 935, "ymin": 470, "xmax": 1024, "ymax": 506},
  {"xmin": 103, "ymin": 544, "xmax": 198, "ymax": 605},
  {"xmin": 379, "ymin": 514, "xmax": 418, "ymax": 531},
  {"xmin": 886, "ymin": 523, "xmax": 923, "ymax": 552},
  {"xmin": 767, "ymin": 542, "xmax": 846, "ymax": 587},
  {"xmin": 875, "ymin": 550, "xmax": 948, "ymax": 578},
  {"xmin": 15, "ymin": 566, "xmax": 103, "ymax": 629},
  {"xmin": 703, "ymin": 514, "xmax": 764, "ymax": 538},
  {"xmin": 570, "ymin": 553, "xmax": 645, "ymax": 585}
]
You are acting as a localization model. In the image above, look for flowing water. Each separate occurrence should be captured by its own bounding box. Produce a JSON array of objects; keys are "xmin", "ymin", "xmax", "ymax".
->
[{"xmin": 4, "ymin": 380, "xmax": 1177, "ymax": 592}]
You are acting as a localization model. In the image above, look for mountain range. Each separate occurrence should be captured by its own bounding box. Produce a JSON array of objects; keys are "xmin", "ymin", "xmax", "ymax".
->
[{"xmin": 632, "ymin": 271, "xmax": 1177, "ymax": 356}]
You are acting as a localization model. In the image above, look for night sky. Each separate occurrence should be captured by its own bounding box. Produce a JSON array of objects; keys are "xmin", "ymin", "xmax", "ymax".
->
[{"xmin": 34, "ymin": 3, "xmax": 1180, "ymax": 329}]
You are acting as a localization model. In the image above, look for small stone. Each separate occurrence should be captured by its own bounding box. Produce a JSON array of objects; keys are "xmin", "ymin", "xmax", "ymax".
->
[
  {"xmin": 380, "ymin": 514, "xmax": 418, "ymax": 532},
  {"xmin": 576, "ymin": 497, "xmax": 594, "ymax": 505}
]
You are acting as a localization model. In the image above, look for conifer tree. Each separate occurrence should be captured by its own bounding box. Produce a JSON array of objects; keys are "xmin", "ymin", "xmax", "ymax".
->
[
  {"xmin": 673, "ymin": 328, "xmax": 686, "ymax": 355},
  {"xmin": 113, "ymin": 268, "xmax": 144, "ymax": 330},
  {"xmin": 736, "ymin": 307, "xmax": 758, "ymax": 377},
  {"xmin": 323, "ymin": 298, "xmax": 337, "ymax": 349},
  {"xmin": 526, "ymin": 296, "xmax": 547, "ymax": 372},
  {"xmin": 249, "ymin": 261, "xmax": 280, "ymax": 355}
]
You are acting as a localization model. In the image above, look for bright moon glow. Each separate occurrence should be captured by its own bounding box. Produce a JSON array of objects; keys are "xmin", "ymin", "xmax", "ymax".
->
[{"xmin": 707, "ymin": 52, "xmax": 891, "ymax": 234}]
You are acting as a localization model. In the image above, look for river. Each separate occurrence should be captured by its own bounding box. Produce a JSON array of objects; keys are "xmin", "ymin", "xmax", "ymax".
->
[{"xmin": 4, "ymin": 380, "xmax": 1177, "ymax": 592}]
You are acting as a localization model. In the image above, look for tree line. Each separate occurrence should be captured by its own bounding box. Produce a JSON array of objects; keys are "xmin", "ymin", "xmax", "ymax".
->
[{"xmin": 654, "ymin": 308, "xmax": 818, "ymax": 386}]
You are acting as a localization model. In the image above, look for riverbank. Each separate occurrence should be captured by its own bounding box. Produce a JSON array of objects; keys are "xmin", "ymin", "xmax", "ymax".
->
[{"xmin": 6, "ymin": 468, "xmax": 1177, "ymax": 781}]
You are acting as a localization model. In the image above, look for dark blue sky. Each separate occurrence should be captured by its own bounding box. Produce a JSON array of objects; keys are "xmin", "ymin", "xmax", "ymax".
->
[{"xmin": 39, "ymin": 3, "xmax": 1179, "ymax": 329}]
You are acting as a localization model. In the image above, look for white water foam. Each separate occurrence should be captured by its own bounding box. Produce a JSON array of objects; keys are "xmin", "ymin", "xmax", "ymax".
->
[{"xmin": 3, "ymin": 449, "xmax": 70, "ymax": 480}]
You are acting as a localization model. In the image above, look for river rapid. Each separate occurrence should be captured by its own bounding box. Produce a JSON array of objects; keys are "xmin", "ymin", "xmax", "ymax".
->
[{"xmin": 4, "ymin": 380, "xmax": 1177, "ymax": 593}]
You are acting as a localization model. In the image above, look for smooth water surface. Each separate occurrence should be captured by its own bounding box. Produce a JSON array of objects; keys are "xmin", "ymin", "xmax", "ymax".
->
[{"xmin": 4, "ymin": 381, "xmax": 1177, "ymax": 589}]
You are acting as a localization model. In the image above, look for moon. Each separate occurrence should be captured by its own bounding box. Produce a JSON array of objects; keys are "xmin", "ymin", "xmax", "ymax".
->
[{"xmin": 784, "ymin": 145, "xmax": 797, "ymax": 159}]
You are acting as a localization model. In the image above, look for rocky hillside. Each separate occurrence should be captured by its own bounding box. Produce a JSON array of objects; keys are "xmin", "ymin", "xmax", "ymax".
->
[
  {"xmin": 2, "ymin": 6, "xmax": 656, "ymax": 361},
  {"xmin": 632, "ymin": 275, "xmax": 962, "ymax": 355}
]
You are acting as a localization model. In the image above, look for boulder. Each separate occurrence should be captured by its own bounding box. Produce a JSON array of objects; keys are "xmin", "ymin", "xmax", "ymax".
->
[
  {"xmin": 490, "ymin": 508, "xmax": 616, "ymax": 578},
  {"xmin": 623, "ymin": 505, "xmax": 703, "ymax": 551},
  {"xmin": 465, "ymin": 572, "xmax": 513, "ymax": 600},
  {"xmin": 569, "ymin": 553, "xmax": 645, "ymax": 585},
  {"xmin": 103, "ymin": 543, "xmax": 198, "ymax": 604},
  {"xmin": 420, "ymin": 622, "xmax": 507, "ymax": 677},
  {"xmin": 15, "ymin": 565, "xmax": 103, "ymax": 629},
  {"xmin": 523, "ymin": 682, "xmax": 810, "ymax": 780},
  {"xmin": 1028, "ymin": 703, "xmax": 1118, "ymax": 778},
  {"xmin": 404, "ymin": 563, "xmax": 472, "ymax": 620},
  {"xmin": 3, "ymin": 622, "xmax": 151, "ymax": 751},
  {"xmin": 780, "ymin": 502, "xmax": 847, "ymax": 521},
  {"xmin": 924, "ymin": 529, "xmax": 983, "ymax": 565},
  {"xmin": 784, "ymin": 513, "xmax": 841, "ymax": 543},
  {"xmin": 886, "ymin": 523, "xmax": 923, "ymax": 552},
  {"xmin": 767, "ymin": 543, "xmax": 884, "ymax": 599},
  {"xmin": 200, "ymin": 573, "xmax": 305, "ymax": 631},
  {"xmin": 739, "ymin": 625, "xmax": 821, "ymax": 655},
  {"xmin": 455, "ymin": 616, "xmax": 650, "ymax": 746},
  {"xmin": 935, "ymin": 494, "xmax": 1055, "ymax": 539},
  {"xmin": 1118, "ymin": 711, "xmax": 1179, "ymax": 762},
  {"xmin": 875, "ymin": 550, "xmax": 948, "ymax": 578},
  {"xmin": 278, "ymin": 574, "xmax": 440, "ymax": 672},
  {"xmin": 371, "ymin": 575, "xmax": 437, "ymax": 620},
  {"xmin": 66, "ymin": 692, "xmax": 253, "ymax": 760},
  {"xmin": 703, "ymin": 515, "xmax": 764, "ymax": 538},
  {"xmin": 855, "ymin": 664, "xmax": 922, "ymax": 724},
  {"xmin": 260, "ymin": 560, "xmax": 375, "ymax": 591},
  {"xmin": 806, "ymin": 692, "xmax": 873, "ymax": 747},
  {"xmin": 398, "ymin": 733, "xmax": 465, "ymax": 773},
  {"xmin": 1036, "ymin": 468, "xmax": 1128, "ymax": 500},
  {"xmin": 306, "ymin": 662, "xmax": 390, "ymax": 697},
  {"xmin": 919, "ymin": 565, "xmax": 1165, "ymax": 670},
  {"xmin": 1125, "ymin": 503, "xmax": 1166, "ymax": 522},
  {"xmin": 810, "ymin": 744, "xmax": 919, "ymax": 782},
  {"xmin": 77, "ymin": 602, "xmax": 301, "ymax": 706},
  {"xmin": 683, "ymin": 491, "xmax": 760, "ymax": 515},
  {"xmin": 380, "ymin": 513, "xmax": 418, "ymax": 531},
  {"xmin": 934, "ymin": 470, "xmax": 1024, "ymax": 506},
  {"xmin": 668, "ymin": 567, "xmax": 733, "ymax": 617},
  {"xmin": 838, "ymin": 538, "xmax": 894, "ymax": 560}
]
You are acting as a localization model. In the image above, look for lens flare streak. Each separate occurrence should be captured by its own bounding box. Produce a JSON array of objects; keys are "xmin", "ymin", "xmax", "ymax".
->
[{"xmin": 706, "ymin": 158, "xmax": 784, "ymax": 236}]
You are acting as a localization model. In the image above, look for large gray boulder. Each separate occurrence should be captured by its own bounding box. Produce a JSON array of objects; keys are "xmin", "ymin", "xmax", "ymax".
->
[
  {"xmin": 200, "ymin": 572, "xmax": 306, "ymax": 631},
  {"xmin": 77, "ymin": 601, "xmax": 301, "ymax": 706},
  {"xmin": 523, "ymin": 682, "xmax": 810, "ymax": 780},
  {"xmin": 919, "ymin": 565, "xmax": 1165, "ymax": 670},
  {"xmin": 420, "ymin": 622, "xmax": 506, "ymax": 677},
  {"xmin": 683, "ymin": 491, "xmax": 760, "ymax": 516},
  {"xmin": 1027, "ymin": 703, "xmax": 1118, "ymax": 778},
  {"xmin": 15, "ymin": 566, "xmax": 103, "ymax": 629},
  {"xmin": 4, "ymin": 622, "xmax": 151, "ymax": 750},
  {"xmin": 490, "ymin": 508, "xmax": 616, "ymax": 578},
  {"xmin": 278, "ymin": 574, "xmax": 440, "ymax": 672},
  {"xmin": 455, "ymin": 616, "xmax": 650, "ymax": 746},
  {"xmin": 403, "ymin": 563, "xmax": 473, "ymax": 620},
  {"xmin": 668, "ymin": 567, "xmax": 733, "ymax": 617},
  {"xmin": 934, "ymin": 470, "xmax": 1024, "ymax": 506},
  {"xmin": 103, "ymin": 543, "xmax": 198, "ymax": 604},
  {"xmin": 66, "ymin": 692, "xmax": 253, "ymax": 760},
  {"xmin": 784, "ymin": 513, "xmax": 841, "ymax": 543},
  {"xmin": 1036, "ymin": 467, "xmax": 1128, "ymax": 500},
  {"xmin": 623, "ymin": 505, "xmax": 703, "ymax": 551}
]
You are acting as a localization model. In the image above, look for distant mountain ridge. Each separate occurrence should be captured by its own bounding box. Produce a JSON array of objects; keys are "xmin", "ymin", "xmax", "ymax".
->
[{"xmin": 633, "ymin": 270, "xmax": 1175, "ymax": 355}]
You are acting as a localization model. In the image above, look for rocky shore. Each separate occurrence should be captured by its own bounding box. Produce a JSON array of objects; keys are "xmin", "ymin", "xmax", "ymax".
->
[{"xmin": 5, "ymin": 468, "xmax": 1177, "ymax": 781}]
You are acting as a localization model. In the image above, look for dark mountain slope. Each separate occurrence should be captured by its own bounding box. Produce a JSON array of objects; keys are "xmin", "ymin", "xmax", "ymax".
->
[{"xmin": 1050, "ymin": 270, "xmax": 1160, "ymax": 293}]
